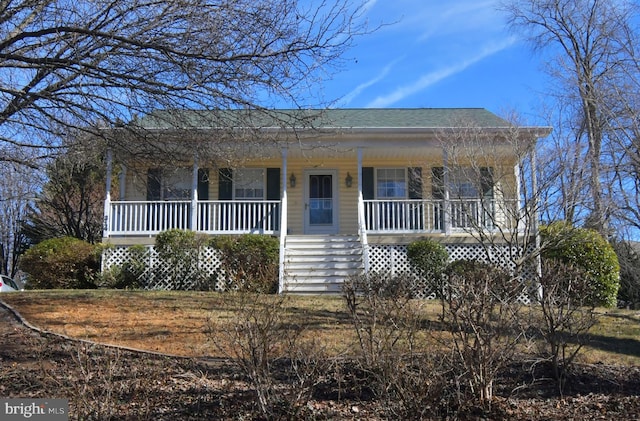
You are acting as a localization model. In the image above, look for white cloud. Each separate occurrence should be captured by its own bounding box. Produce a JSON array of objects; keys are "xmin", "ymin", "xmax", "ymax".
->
[
  {"xmin": 339, "ymin": 58, "xmax": 402, "ymax": 106},
  {"xmin": 420, "ymin": 1, "xmax": 503, "ymax": 40},
  {"xmin": 362, "ymin": 0, "xmax": 378, "ymax": 14},
  {"xmin": 365, "ymin": 36, "xmax": 518, "ymax": 108}
]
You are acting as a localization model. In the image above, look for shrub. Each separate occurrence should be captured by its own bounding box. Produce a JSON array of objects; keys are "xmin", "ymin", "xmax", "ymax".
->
[
  {"xmin": 540, "ymin": 222, "xmax": 620, "ymax": 307},
  {"xmin": 534, "ymin": 259, "xmax": 597, "ymax": 394},
  {"xmin": 342, "ymin": 272, "xmax": 419, "ymax": 366},
  {"xmin": 207, "ymin": 292, "xmax": 327, "ymax": 419},
  {"xmin": 100, "ymin": 245, "xmax": 149, "ymax": 289},
  {"xmin": 442, "ymin": 259, "xmax": 524, "ymax": 408},
  {"xmin": 407, "ymin": 239, "xmax": 449, "ymax": 298},
  {"xmin": 20, "ymin": 236, "xmax": 101, "ymax": 289},
  {"xmin": 155, "ymin": 229, "xmax": 205, "ymax": 290},
  {"xmin": 342, "ymin": 272, "xmax": 448, "ymax": 418},
  {"xmin": 209, "ymin": 234, "xmax": 279, "ymax": 293}
]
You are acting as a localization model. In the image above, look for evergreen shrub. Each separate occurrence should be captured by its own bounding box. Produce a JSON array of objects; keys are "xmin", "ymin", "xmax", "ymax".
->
[
  {"xmin": 209, "ymin": 234, "xmax": 280, "ymax": 293},
  {"xmin": 21, "ymin": 236, "xmax": 101, "ymax": 289},
  {"xmin": 540, "ymin": 222, "xmax": 620, "ymax": 307},
  {"xmin": 407, "ymin": 239, "xmax": 449, "ymax": 297}
]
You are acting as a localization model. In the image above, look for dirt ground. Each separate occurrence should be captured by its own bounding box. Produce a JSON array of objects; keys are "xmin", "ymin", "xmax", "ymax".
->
[{"xmin": 1, "ymin": 298, "xmax": 640, "ymax": 420}]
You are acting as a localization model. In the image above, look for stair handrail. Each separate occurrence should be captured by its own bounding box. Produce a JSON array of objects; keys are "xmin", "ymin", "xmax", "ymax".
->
[
  {"xmin": 357, "ymin": 190, "xmax": 370, "ymax": 274},
  {"xmin": 278, "ymin": 190, "xmax": 288, "ymax": 293}
]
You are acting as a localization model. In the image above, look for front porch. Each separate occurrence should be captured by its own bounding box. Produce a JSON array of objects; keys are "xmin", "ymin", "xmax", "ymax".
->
[
  {"xmin": 103, "ymin": 197, "xmax": 516, "ymax": 238},
  {"xmin": 102, "ymin": 195, "xmax": 524, "ymax": 294}
]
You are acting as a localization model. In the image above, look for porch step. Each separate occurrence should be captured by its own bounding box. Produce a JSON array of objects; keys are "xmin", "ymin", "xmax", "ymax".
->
[{"xmin": 282, "ymin": 235, "xmax": 364, "ymax": 294}]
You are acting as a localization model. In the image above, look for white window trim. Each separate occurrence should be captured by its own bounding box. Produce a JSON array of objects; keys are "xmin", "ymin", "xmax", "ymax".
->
[
  {"xmin": 374, "ymin": 167, "xmax": 407, "ymax": 199},
  {"xmin": 233, "ymin": 168, "xmax": 266, "ymax": 200},
  {"xmin": 162, "ymin": 167, "xmax": 192, "ymax": 200}
]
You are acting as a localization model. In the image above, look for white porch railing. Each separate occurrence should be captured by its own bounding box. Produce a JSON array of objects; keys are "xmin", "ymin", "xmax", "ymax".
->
[
  {"xmin": 106, "ymin": 199, "xmax": 517, "ymax": 237},
  {"xmin": 197, "ymin": 200, "xmax": 280, "ymax": 234},
  {"xmin": 106, "ymin": 200, "xmax": 280, "ymax": 236},
  {"xmin": 449, "ymin": 199, "xmax": 495, "ymax": 230},
  {"xmin": 363, "ymin": 199, "xmax": 516, "ymax": 233},
  {"xmin": 363, "ymin": 199, "xmax": 443, "ymax": 233}
]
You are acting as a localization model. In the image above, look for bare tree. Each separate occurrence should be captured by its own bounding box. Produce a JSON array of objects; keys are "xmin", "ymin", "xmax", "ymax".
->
[
  {"xmin": 503, "ymin": 0, "xmax": 640, "ymax": 235},
  {"xmin": 0, "ymin": 0, "xmax": 369, "ymax": 166},
  {"xmin": 437, "ymin": 117, "xmax": 550, "ymax": 280},
  {"xmin": 0, "ymin": 160, "xmax": 38, "ymax": 278}
]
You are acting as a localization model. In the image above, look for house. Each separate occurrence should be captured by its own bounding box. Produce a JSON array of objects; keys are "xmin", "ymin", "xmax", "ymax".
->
[{"xmin": 101, "ymin": 108, "xmax": 551, "ymax": 294}]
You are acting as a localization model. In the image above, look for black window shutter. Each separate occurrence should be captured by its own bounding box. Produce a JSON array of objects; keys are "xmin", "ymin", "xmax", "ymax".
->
[
  {"xmin": 147, "ymin": 168, "xmax": 162, "ymax": 200},
  {"xmin": 198, "ymin": 169, "xmax": 209, "ymax": 200},
  {"xmin": 266, "ymin": 168, "xmax": 281, "ymax": 200},
  {"xmin": 408, "ymin": 167, "xmax": 423, "ymax": 199},
  {"xmin": 218, "ymin": 168, "xmax": 233, "ymax": 200},
  {"xmin": 431, "ymin": 167, "xmax": 445, "ymax": 200},
  {"xmin": 480, "ymin": 167, "xmax": 494, "ymax": 199},
  {"xmin": 362, "ymin": 167, "xmax": 374, "ymax": 200}
]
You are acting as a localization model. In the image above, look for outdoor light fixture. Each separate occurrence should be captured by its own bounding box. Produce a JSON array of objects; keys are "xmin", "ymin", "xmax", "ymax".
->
[
  {"xmin": 289, "ymin": 173, "xmax": 296, "ymax": 188},
  {"xmin": 345, "ymin": 172, "xmax": 353, "ymax": 187}
]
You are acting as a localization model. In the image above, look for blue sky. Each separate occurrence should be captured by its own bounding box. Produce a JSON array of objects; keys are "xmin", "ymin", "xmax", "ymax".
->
[{"xmin": 320, "ymin": 0, "xmax": 550, "ymax": 125}]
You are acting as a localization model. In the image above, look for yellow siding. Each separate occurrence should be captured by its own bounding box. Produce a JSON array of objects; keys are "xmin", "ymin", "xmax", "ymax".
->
[
  {"xmin": 121, "ymin": 153, "xmax": 520, "ymax": 235},
  {"xmin": 285, "ymin": 157, "xmax": 359, "ymax": 234}
]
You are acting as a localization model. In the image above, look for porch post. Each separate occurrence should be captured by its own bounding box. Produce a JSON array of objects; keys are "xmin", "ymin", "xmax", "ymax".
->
[
  {"xmin": 514, "ymin": 160, "xmax": 522, "ymax": 210},
  {"xmin": 357, "ymin": 147, "xmax": 370, "ymax": 274},
  {"xmin": 530, "ymin": 146, "xmax": 543, "ymax": 299},
  {"xmin": 282, "ymin": 148, "xmax": 288, "ymax": 198},
  {"xmin": 443, "ymin": 147, "xmax": 451, "ymax": 235},
  {"xmin": 278, "ymin": 148, "xmax": 288, "ymax": 293},
  {"xmin": 103, "ymin": 148, "xmax": 113, "ymax": 239},
  {"xmin": 191, "ymin": 153, "xmax": 199, "ymax": 231}
]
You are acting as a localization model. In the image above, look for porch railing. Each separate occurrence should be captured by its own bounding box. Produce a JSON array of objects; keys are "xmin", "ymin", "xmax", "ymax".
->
[
  {"xmin": 197, "ymin": 200, "xmax": 280, "ymax": 234},
  {"xmin": 106, "ymin": 200, "xmax": 280, "ymax": 236},
  {"xmin": 106, "ymin": 198, "xmax": 517, "ymax": 237},
  {"xmin": 363, "ymin": 199, "xmax": 516, "ymax": 233}
]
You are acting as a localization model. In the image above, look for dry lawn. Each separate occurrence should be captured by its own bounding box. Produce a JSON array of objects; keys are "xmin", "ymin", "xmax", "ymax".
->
[
  {"xmin": 2, "ymin": 289, "xmax": 640, "ymax": 365},
  {"xmin": 1, "ymin": 290, "xmax": 408, "ymax": 358}
]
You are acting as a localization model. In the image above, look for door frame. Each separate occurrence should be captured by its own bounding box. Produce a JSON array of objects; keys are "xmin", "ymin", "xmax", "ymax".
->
[{"xmin": 303, "ymin": 169, "xmax": 339, "ymax": 234}]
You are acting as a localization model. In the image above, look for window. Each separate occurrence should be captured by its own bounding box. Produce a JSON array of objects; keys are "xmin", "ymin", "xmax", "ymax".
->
[
  {"xmin": 163, "ymin": 168, "xmax": 192, "ymax": 200},
  {"xmin": 147, "ymin": 167, "xmax": 210, "ymax": 201},
  {"xmin": 234, "ymin": 168, "xmax": 265, "ymax": 200},
  {"xmin": 431, "ymin": 167, "xmax": 494, "ymax": 199},
  {"xmin": 147, "ymin": 168, "xmax": 192, "ymax": 200},
  {"xmin": 376, "ymin": 168, "xmax": 406, "ymax": 198},
  {"xmin": 448, "ymin": 167, "xmax": 493, "ymax": 199},
  {"xmin": 431, "ymin": 166, "xmax": 495, "ymax": 229}
]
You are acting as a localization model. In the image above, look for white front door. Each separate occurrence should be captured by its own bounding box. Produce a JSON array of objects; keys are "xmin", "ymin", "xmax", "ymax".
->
[{"xmin": 304, "ymin": 170, "xmax": 338, "ymax": 234}]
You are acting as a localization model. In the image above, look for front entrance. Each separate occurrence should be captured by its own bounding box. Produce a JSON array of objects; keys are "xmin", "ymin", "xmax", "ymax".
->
[{"xmin": 303, "ymin": 170, "xmax": 338, "ymax": 234}]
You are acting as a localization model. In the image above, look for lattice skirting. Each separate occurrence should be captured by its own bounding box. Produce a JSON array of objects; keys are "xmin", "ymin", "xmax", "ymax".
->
[
  {"xmin": 102, "ymin": 242, "xmax": 537, "ymax": 302},
  {"xmin": 367, "ymin": 243, "xmax": 537, "ymax": 303},
  {"xmin": 102, "ymin": 246, "xmax": 228, "ymax": 291}
]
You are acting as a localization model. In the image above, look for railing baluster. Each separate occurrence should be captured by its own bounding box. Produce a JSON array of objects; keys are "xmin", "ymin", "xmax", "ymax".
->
[{"xmin": 360, "ymin": 198, "xmax": 511, "ymax": 234}]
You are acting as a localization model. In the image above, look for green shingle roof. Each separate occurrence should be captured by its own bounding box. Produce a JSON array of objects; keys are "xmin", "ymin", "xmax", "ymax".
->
[{"xmin": 134, "ymin": 108, "xmax": 514, "ymax": 130}]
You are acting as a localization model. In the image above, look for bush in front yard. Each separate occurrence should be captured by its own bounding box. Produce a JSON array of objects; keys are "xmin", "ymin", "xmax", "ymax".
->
[
  {"xmin": 209, "ymin": 235, "xmax": 279, "ymax": 293},
  {"xmin": 100, "ymin": 244, "xmax": 149, "ymax": 289},
  {"xmin": 407, "ymin": 239, "xmax": 449, "ymax": 298},
  {"xmin": 540, "ymin": 222, "xmax": 620, "ymax": 307},
  {"xmin": 155, "ymin": 229, "xmax": 206, "ymax": 289},
  {"xmin": 20, "ymin": 236, "xmax": 101, "ymax": 289},
  {"xmin": 442, "ymin": 259, "xmax": 524, "ymax": 407}
]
